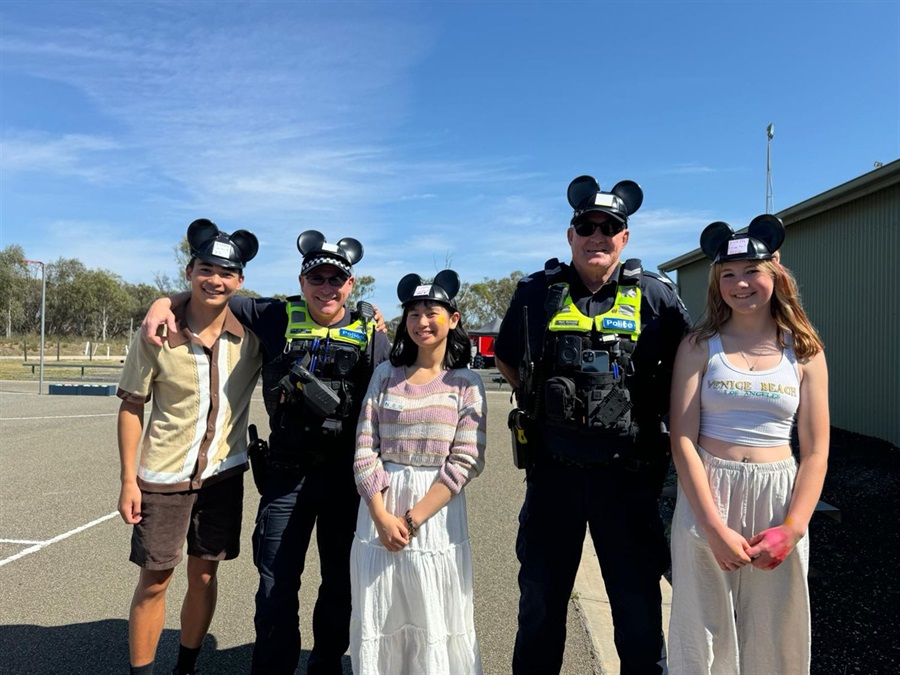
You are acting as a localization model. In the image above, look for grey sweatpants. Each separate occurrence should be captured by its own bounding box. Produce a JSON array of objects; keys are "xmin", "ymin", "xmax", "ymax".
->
[{"xmin": 668, "ymin": 447, "xmax": 810, "ymax": 675}]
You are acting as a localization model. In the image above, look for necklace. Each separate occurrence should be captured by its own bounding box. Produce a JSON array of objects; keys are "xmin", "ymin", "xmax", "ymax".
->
[{"xmin": 738, "ymin": 348, "xmax": 762, "ymax": 371}]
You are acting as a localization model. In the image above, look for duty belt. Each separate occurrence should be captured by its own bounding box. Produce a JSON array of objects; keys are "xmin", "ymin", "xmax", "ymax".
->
[{"xmin": 545, "ymin": 448, "xmax": 651, "ymax": 471}]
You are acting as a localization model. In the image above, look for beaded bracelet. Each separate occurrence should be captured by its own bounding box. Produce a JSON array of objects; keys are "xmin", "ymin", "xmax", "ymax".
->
[{"xmin": 404, "ymin": 510, "xmax": 419, "ymax": 538}]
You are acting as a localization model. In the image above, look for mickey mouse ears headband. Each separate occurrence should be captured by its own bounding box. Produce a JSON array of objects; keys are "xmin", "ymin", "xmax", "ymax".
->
[
  {"xmin": 397, "ymin": 269, "xmax": 461, "ymax": 310},
  {"xmin": 297, "ymin": 230, "xmax": 364, "ymax": 276},
  {"xmin": 187, "ymin": 219, "xmax": 259, "ymax": 271},
  {"xmin": 700, "ymin": 214, "xmax": 785, "ymax": 263},
  {"xmin": 567, "ymin": 175, "xmax": 644, "ymax": 226}
]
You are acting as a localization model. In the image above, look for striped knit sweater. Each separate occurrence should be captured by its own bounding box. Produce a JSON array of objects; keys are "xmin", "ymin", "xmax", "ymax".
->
[{"xmin": 353, "ymin": 361, "xmax": 487, "ymax": 503}]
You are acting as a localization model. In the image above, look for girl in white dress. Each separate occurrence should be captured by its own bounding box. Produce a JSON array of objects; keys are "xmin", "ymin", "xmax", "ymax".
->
[{"xmin": 350, "ymin": 269, "xmax": 486, "ymax": 675}]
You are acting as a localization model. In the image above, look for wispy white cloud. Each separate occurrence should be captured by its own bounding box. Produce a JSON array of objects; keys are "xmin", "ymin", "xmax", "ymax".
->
[
  {"xmin": 626, "ymin": 208, "xmax": 713, "ymax": 267},
  {"xmin": 1, "ymin": 10, "xmax": 438, "ymax": 205},
  {"xmin": 399, "ymin": 193, "xmax": 437, "ymax": 201},
  {"xmin": 41, "ymin": 219, "xmax": 178, "ymax": 277},
  {"xmin": 658, "ymin": 163, "xmax": 718, "ymax": 176},
  {"xmin": 0, "ymin": 132, "xmax": 122, "ymax": 180}
]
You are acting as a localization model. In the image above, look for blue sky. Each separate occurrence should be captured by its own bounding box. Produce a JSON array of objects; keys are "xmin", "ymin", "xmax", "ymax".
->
[{"xmin": 2, "ymin": 0, "xmax": 898, "ymax": 318}]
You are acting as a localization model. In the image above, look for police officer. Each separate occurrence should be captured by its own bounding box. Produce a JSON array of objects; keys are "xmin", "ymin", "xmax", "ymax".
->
[
  {"xmin": 141, "ymin": 230, "xmax": 390, "ymax": 675},
  {"xmin": 495, "ymin": 175, "xmax": 690, "ymax": 675},
  {"xmin": 242, "ymin": 231, "xmax": 390, "ymax": 675}
]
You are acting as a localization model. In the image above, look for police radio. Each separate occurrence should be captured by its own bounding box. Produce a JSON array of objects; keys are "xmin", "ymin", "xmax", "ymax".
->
[{"xmin": 356, "ymin": 300, "xmax": 375, "ymax": 322}]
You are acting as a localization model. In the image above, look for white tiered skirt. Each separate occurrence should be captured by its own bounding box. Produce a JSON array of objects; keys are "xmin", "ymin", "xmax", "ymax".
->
[{"xmin": 350, "ymin": 462, "xmax": 482, "ymax": 675}]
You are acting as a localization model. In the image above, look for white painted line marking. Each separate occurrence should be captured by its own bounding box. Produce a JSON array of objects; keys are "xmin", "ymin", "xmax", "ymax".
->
[
  {"xmin": 0, "ymin": 511, "xmax": 119, "ymax": 567},
  {"xmin": 0, "ymin": 396, "xmax": 266, "ymax": 422},
  {"xmin": 0, "ymin": 539, "xmax": 43, "ymax": 545},
  {"xmin": 0, "ymin": 413, "xmax": 118, "ymax": 421}
]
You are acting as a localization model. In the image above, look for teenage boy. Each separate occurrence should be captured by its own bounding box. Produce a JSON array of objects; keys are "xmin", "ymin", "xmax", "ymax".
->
[
  {"xmin": 141, "ymin": 231, "xmax": 391, "ymax": 675},
  {"xmin": 117, "ymin": 220, "xmax": 261, "ymax": 675}
]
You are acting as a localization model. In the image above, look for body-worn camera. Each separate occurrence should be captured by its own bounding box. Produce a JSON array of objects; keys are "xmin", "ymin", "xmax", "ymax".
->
[
  {"xmin": 332, "ymin": 345, "xmax": 359, "ymax": 377},
  {"xmin": 556, "ymin": 335, "xmax": 582, "ymax": 368}
]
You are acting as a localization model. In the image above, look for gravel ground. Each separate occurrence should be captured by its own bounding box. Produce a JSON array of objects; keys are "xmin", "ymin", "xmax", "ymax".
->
[{"xmin": 659, "ymin": 427, "xmax": 900, "ymax": 674}]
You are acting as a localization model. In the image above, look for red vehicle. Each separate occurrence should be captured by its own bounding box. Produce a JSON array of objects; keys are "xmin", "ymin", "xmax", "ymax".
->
[{"xmin": 470, "ymin": 318, "xmax": 502, "ymax": 369}]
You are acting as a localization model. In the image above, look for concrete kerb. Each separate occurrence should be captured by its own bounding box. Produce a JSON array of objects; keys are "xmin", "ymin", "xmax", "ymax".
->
[{"xmin": 574, "ymin": 534, "xmax": 672, "ymax": 675}]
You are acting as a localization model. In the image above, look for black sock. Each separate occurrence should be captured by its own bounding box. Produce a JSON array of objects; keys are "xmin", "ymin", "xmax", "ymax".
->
[
  {"xmin": 174, "ymin": 644, "xmax": 201, "ymax": 674},
  {"xmin": 130, "ymin": 663, "xmax": 154, "ymax": 675}
]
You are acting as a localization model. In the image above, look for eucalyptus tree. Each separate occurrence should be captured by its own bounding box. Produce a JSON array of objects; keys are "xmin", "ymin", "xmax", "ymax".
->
[{"xmin": 0, "ymin": 245, "xmax": 29, "ymax": 336}]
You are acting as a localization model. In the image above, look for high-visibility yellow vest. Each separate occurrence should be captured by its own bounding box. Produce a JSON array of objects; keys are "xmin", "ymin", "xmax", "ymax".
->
[
  {"xmin": 547, "ymin": 279, "xmax": 642, "ymax": 340},
  {"xmin": 284, "ymin": 297, "xmax": 374, "ymax": 348}
]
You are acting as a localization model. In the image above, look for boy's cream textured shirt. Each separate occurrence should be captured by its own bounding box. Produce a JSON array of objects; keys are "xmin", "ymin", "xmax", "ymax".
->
[{"xmin": 118, "ymin": 305, "xmax": 261, "ymax": 492}]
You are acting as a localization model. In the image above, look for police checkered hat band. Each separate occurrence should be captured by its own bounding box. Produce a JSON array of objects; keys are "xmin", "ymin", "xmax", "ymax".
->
[{"xmin": 301, "ymin": 254, "xmax": 353, "ymax": 277}]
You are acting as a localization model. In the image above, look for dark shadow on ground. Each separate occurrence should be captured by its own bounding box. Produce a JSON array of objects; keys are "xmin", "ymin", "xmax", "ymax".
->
[{"xmin": 0, "ymin": 620, "xmax": 352, "ymax": 674}]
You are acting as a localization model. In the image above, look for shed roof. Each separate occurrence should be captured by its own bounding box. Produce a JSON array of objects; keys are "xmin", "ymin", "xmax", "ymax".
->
[{"xmin": 659, "ymin": 158, "xmax": 900, "ymax": 273}]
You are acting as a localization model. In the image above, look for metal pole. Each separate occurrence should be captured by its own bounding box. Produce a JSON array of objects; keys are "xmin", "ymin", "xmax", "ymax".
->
[
  {"xmin": 765, "ymin": 123, "xmax": 775, "ymax": 214},
  {"xmin": 39, "ymin": 266, "xmax": 46, "ymax": 393},
  {"xmin": 23, "ymin": 260, "xmax": 46, "ymax": 394}
]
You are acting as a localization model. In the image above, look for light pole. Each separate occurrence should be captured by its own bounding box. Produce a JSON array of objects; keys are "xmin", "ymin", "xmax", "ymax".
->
[
  {"xmin": 22, "ymin": 259, "xmax": 46, "ymax": 394},
  {"xmin": 766, "ymin": 123, "xmax": 775, "ymax": 214}
]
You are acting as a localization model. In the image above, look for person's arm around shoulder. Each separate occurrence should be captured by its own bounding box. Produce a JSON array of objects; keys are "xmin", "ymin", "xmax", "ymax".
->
[
  {"xmin": 117, "ymin": 399, "xmax": 145, "ymax": 524},
  {"xmin": 141, "ymin": 292, "xmax": 190, "ymax": 347},
  {"xmin": 670, "ymin": 334, "xmax": 753, "ymax": 571},
  {"xmin": 746, "ymin": 349, "xmax": 829, "ymax": 570}
]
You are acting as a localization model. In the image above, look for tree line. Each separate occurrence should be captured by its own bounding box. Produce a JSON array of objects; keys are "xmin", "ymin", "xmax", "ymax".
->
[{"xmin": 1, "ymin": 242, "xmax": 522, "ymax": 340}]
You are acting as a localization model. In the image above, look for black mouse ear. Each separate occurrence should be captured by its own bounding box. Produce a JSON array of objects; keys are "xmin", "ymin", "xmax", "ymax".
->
[
  {"xmin": 611, "ymin": 180, "xmax": 644, "ymax": 216},
  {"xmin": 700, "ymin": 221, "xmax": 735, "ymax": 261},
  {"xmin": 567, "ymin": 175, "xmax": 601, "ymax": 209},
  {"xmin": 397, "ymin": 273, "xmax": 424, "ymax": 303},
  {"xmin": 433, "ymin": 269, "xmax": 461, "ymax": 301},
  {"xmin": 747, "ymin": 214, "xmax": 785, "ymax": 255},
  {"xmin": 337, "ymin": 237, "xmax": 364, "ymax": 265},
  {"xmin": 187, "ymin": 219, "xmax": 220, "ymax": 253},
  {"xmin": 297, "ymin": 230, "xmax": 326, "ymax": 256},
  {"xmin": 230, "ymin": 230, "xmax": 259, "ymax": 265}
]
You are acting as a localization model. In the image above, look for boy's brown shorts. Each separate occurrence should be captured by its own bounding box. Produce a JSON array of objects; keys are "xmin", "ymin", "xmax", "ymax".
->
[{"xmin": 130, "ymin": 473, "xmax": 244, "ymax": 570}]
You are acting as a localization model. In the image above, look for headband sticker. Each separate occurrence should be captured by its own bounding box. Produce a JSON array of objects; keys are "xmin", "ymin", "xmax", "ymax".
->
[
  {"xmin": 593, "ymin": 194, "xmax": 616, "ymax": 207},
  {"xmin": 321, "ymin": 242, "xmax": 339, "ymax": 253},
  {"xmin": 211, "ymin": 241, "xmax": 233, "ymax": 257},
  {"xmin": 413, "ymin": 284, "xmax": 432, "ymax": 297},
  {"xmin": 727, "ymin": 238, "xmax": 749, "ymax": 256}
]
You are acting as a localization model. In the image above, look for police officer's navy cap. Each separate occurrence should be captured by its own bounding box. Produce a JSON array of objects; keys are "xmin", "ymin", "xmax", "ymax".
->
[
  {"xmin": 397, "ymin": 269, "xmax": 461, "ymax": 310},
  {"xmin": 297, "ymin": 230, "xmax": 363, "ymax": 277},
  {"xmin": 567, "ymin": 175, "xmax": 644, "ymax": 226},
  {"xmin": 187, "ymin": 219, "xmax": 259, "ymax": 271},
  {"xmin": 700, "ymin": 214, "xmax": 785, "ymax": 263}
]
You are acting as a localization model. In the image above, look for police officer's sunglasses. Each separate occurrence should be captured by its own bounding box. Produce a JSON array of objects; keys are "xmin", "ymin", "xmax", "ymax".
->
[
  {"xmin": 573, "ymin": 219, "xmax": 626, "ymax": 237},
  {"xmin": 305, "ymin": 273, "xmax": 349, "ymax": 287}
]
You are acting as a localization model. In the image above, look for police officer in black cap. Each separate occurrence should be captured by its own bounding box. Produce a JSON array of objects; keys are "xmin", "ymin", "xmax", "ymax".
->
[
  {"xmin": 142, "ymin": 230, "xmax": 390, "ymax": 675},
  {"xmin": 495, "ymin": 176, "xmax": 691, "ymax": 674}
]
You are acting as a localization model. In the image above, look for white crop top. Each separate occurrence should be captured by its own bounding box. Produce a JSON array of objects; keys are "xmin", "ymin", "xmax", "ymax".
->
[{"xmin": 699, "ymin": 333, "xmax": 800, "ymax": 447}]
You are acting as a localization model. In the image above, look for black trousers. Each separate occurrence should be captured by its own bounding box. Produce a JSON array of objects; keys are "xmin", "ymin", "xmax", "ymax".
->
[
  {"xmin": 250, "ymin": 464, "xmax": 358, "ymax": 675},
  {"xmin": 512, "ymin": 455, "xmax": 669, "ymax": 675}
]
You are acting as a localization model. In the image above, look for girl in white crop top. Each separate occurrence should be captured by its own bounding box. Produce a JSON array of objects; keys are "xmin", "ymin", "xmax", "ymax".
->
[{"xmin": 667, "ymin": 216, "xmax": 829, "ymax": 675}]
